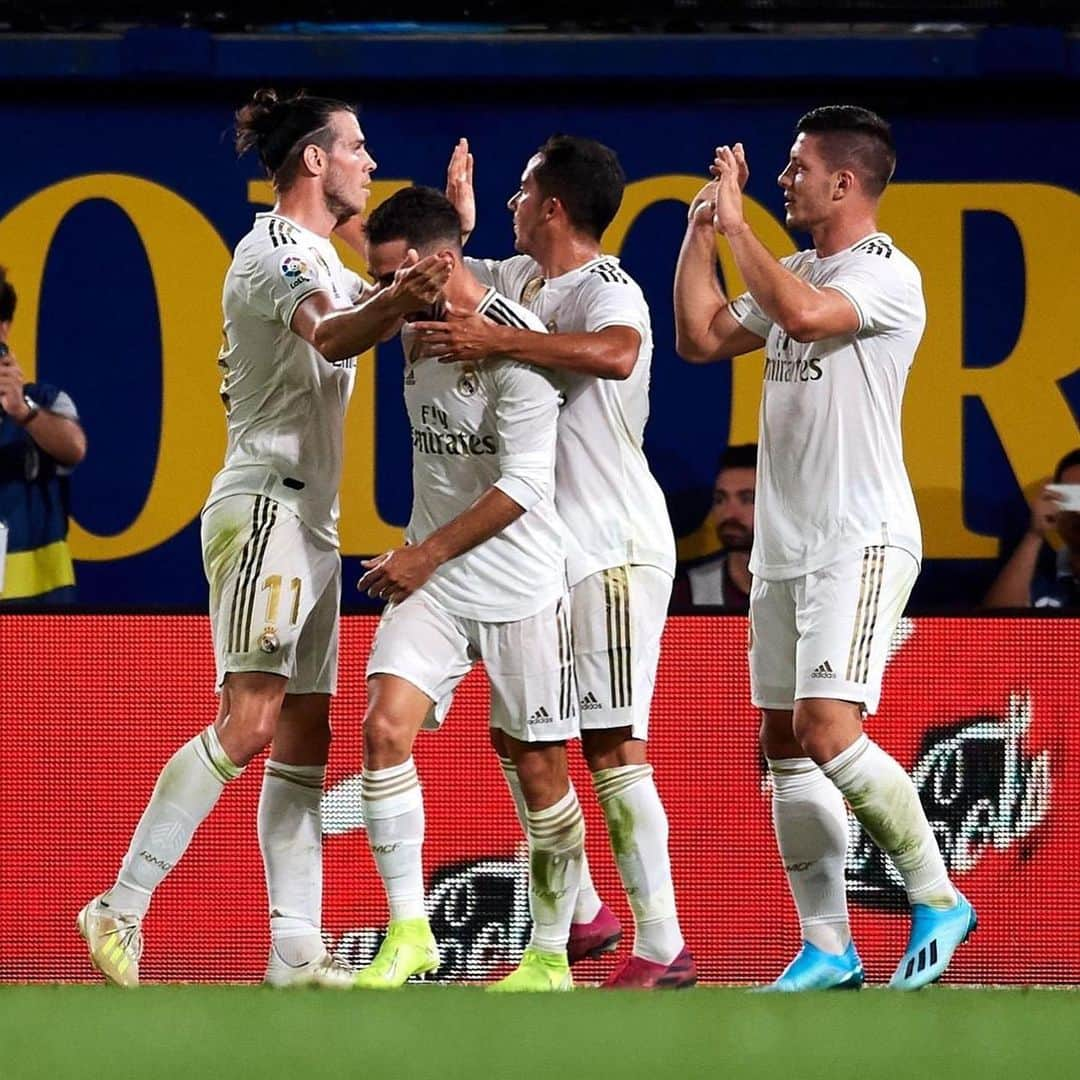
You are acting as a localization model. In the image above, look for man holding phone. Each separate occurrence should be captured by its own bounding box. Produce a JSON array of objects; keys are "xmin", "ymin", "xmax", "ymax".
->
[
  {"xmin": 983, "ymin": 448, "xmax": 1080, "ymax": 609},
  {"xmin": 0, "ymin": 267, "xmax": 88, "ymax": 604}
]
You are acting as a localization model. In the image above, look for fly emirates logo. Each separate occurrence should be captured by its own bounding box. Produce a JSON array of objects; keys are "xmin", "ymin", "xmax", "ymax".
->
[
  {"xmin": 411, "ymin": 403, "xmax": 498, "ymax": 457},
  {"xmin": 763, "ymin": 355, "xmax": 823, "ymax": 383},
  {"xmin": 764, "ymin": 330, "xmax": 824, "ymax": 384}
]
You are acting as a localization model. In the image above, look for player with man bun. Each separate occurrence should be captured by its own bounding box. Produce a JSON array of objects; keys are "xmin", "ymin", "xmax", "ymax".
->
[{"xmin": 77, "ymin": 89, "xmax": 451, "ymax": 987}]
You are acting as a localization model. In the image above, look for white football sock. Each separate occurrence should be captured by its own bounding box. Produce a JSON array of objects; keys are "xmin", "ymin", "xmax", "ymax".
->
[
  {"xmin": 499, "ymin": 756, "xmax": 601, "ymax": 924},
  {"xmin": 362, "ymin": 758, "xmax": 426, "ymax": 922},
  {"xmin": 260, "ymin": 761, "xmax": 326, "ymax": 966},
  {"xmin": 525, "ymin": 786, "xmax": 585, "ymax": 954},
  {"xmin": 822, "ymin": 735, "xmax": 957, "ymax": 910},
  {"xmin": 593, "ymin": 764, "xmax": 684, "ymax": 965},
  {"xmin": 104, "ymin": 725, "xmax": 243, "ymax": 917},
  {"xmin": 769, "ymin": 757, "xmax": 851, "ymax": 955}
]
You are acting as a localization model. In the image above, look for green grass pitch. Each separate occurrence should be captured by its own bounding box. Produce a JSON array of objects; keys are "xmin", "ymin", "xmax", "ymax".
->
[{"xmin": 1, "ymin": 985, "xmax": 1076, "ymax": 1080}]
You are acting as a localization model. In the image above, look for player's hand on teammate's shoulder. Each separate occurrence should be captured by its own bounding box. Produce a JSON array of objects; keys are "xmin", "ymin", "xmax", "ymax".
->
[
  {"xmin": 358, "ymin": 544, "xmax": 438, "ymax": 603},
  {"xmin": 446, "ymin": 137, "xmax": 476, "ymax": 243},
  {"xmin": 388, "ymin": 248, "xmax": 453, "ymax": 314},
  {"xmin": 411, "ymin": 301, "xmax": 501, "ymax": 365}
]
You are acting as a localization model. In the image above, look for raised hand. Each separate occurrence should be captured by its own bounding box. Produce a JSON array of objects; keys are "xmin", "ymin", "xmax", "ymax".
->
[
  {"xmin": 709, "ymin": 144, "xmax": 750, "ymax": 237},
  {"xmin": 688, "ymin": 180, "xmax": 720, "ymax": 229},
  {"xmin": 446, "ymin": 137, "xmax": 476, "ymax": 242}
]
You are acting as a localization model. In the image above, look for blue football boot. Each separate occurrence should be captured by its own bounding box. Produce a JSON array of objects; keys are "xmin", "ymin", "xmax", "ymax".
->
[
  {"xmin": 889, "ymin": 891, "xmax": 978, "ymax": 990},
  {"xmin": 762, "ymin": 941, "xmax": 864, "ymax": 992}
]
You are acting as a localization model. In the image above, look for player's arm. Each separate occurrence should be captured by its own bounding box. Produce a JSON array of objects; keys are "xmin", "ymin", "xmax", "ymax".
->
[
  {"xmin": 358, "ymin": 365, "xmax": 558, "ymax": 604},
  {"xmin": 411, "ymin": 308, "xmax": 641, "ymax": 380},
  {"xmin": 358, "ymin": 487, "xmax": 526, "ymax": 603},
  {"xmin": 711, "ymin": 145, "xmax": 859, "ymax": 343},
  {"xmin": 674, "ymin": 182, "xmax": 766, "ymax": 363},
  {"xmin": 0, "ymin": 355, "xmax": 86, "ymax": 467},
  {"xmin": 291, "ymin": 251, "xmax": 452, "ymax": 362}
]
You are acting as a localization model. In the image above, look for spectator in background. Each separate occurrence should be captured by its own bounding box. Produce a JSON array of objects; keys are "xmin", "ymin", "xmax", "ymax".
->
[
  {"xmin": 983, "ymin": 448, "xmax": 1080, "ymax": 609},
  {"xmin": 0, "ymin": 267, "xmax": 87, "ymax": 605},
  {"xmin": 671, "ymin": 443, "xmax": 756, "ymax": 612}
]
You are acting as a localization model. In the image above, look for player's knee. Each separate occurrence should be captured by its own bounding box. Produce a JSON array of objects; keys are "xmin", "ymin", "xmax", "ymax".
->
[
  {"xmin": 760, "ymin": 711, "xmax": 801, "ymax": 760},
  {"xmin": 489, "ymin": 727, "xmax": 509, "ymax": 758},
  {"xmin": 221, "ymin": 712, "xmax": 277, "ymax": 762},
  {"xmin": 363, "ymin": 706, "xmax": 413, "ymax": 767},
  {"xmin": 514, "ymin": 746, "xmax": 569, "ymax": 810},
  {"xmin": 581, "ymin": 726, "xmax": 643, "ymax": 772}
]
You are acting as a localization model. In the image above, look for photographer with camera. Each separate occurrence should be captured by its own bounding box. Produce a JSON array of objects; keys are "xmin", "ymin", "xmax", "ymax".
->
[
  {"xmin": 0, "ymin": 267, "xmax": 87, "ymax": 604},
  {"xmin": 983, "ymin": 448, "xmax": 1080, "ymax": 610}
]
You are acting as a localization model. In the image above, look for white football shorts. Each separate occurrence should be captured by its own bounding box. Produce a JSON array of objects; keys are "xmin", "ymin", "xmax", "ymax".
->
[
  {"xmin": 366, "ymin": 589, "xmax": 578, "ymax": 743},
  {"xmin": 202, "ymin": 493, "xmax": 340, "ymax": 695},
  {"xmin": 749, "ymin": 545, "xmax": 918, "ymax": 715},
  {"xmin": 571, "ymin": 564, "xmax": 672, "ymax": 740}
]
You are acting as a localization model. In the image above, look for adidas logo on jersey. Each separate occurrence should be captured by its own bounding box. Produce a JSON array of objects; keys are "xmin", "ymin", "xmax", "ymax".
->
[
  {"xmin": 853, "ymin": 236, "xmax": 893, "ymax": 259},
  {"xmin": 580, "ymin": 692, "xmax": 603, "ymax": 711},
  {"xmin": 529, "ymin": 706, "xmax": 554, "ymax": 725},
  {"xmin": 810, "ymin": 660, "xmax": 837, "ymax": 679},
  {"xmin": 587, "ymin": 260, "xmax": 630, "ymax": 285}
]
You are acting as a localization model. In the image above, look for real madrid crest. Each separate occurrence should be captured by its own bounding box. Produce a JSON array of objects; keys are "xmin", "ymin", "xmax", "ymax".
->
[
  {"xmin": 457, "ymin": 371, "xmax": 477, "ymax": 397},
  {"xmin": 521, "ymin": 276, "xmax": 545, "ymax": 306},
  {"xmin": 258, "ymin": 627, "xmax": 280, "ymax": 654}
]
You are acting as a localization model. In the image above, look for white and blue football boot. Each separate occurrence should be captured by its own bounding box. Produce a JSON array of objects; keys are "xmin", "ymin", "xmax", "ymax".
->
[
  {"xmin": 763, "ymin": 941, "xmax": 864, "ymax": 992},
  {"xmin": 889, "ymin": 891, "xmax": 977, "ymax": 990}
]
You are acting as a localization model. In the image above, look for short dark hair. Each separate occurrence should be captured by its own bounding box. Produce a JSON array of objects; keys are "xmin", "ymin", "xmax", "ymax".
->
[
  {"xmin": 532, "ymin": 135, "xmax": 625, "ymax": 241},
  {"xmin": 0, "ymin": 267, "xmax": 15, "ymax": 323},
  {"xmin": 796, "ymin": 105, "xmax": 896, "ymax": 197},
  {"xmin": 235, "ymin": 88, "xmax": 355, "ymax": 190},
  {"xmin": 718, "ymin": 443, "xmax": 757, "ymax": 473},
  {"xmin": 1054, "ymin": 448, "xmax": 1080, "ymax": 482},
  {"xmin": 364, "ymin": 186, "xmax": 462, "ymax": 253}
]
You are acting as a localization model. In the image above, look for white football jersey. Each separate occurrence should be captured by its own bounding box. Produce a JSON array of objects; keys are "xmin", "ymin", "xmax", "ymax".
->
[
  {"xmin": 729, "ymin": 232, "xmax": 925, "ymax": 580},
  {"xmin": 466, "ymin": 254, "xmax": 675, "ymax": 586},
  {"xmin": 205, "ymin": 213, "xmax": 366, "ymax": 547},
  {"xmin": 400, "ymin": 289, "xmax": 566, "ymax": 623}
]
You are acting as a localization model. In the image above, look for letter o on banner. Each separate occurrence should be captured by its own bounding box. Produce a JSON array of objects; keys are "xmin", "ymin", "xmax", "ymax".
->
[{"xmin": 0, "ymin": 175, "xmax": 230, "ymax": 560}]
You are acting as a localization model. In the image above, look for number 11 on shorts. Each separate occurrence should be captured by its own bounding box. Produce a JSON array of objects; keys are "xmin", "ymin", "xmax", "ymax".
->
[{"xmin": 262, "ymin": 574, "xmax": 302, "ymax": 625}]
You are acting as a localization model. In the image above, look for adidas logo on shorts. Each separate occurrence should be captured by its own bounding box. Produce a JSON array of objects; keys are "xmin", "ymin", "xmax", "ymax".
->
[
  {"xmin": 580, "ymin": 692, "xmax": 602, "ymax": 711},
  {"xmin": 810, "ymin": 660, "xmax": 837, "ymax": 679},
  {"xmin": 529, "ymin": 706, "xmax": 553, "ymax": 724}
]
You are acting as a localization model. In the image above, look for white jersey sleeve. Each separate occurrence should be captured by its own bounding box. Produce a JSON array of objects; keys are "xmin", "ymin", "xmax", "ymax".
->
[
  {"xmin": 490, "ymin": 361, "xmax": 560, "ymax": 512},
  {"xmin": 728, "ymin": 253, "xmax": 806, "ymax": 339},
  {"xmin": 464, "ymin": 255, "xmax": 542, "ymax": 306},
  {"xmin": 728, "ymin": 291, "xmax": 772, "ymax": 339},
  {"xmin": 344, "ymin": 267, "xmax": 371, "ymax": 304},
  {"xmin": 824, "ymin": 250, "xmax": 923, "ymax": 335},
  {"xmin": 246, "ymin": 242, "xmax": 328, "ymax": 329},
  {"xmin": 576, "ymin": 267, "xmax": 649, "ymax": 343}
]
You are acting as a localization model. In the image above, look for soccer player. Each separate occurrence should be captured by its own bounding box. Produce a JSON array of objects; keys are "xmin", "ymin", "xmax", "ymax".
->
[
  {"xmin": 417, "ymin": 136, "xmax": 694, "ymax": 988},
  {"xmin": 77, "ymin": 89, "xmax": 451, "ymax": 988},
  {"xmin": 673, "ymin": 106, "xmax": 976, "ymax": 990},
  {"xmin": 354, "ymin": 185, "xmax": 585, "ymax": 992}
]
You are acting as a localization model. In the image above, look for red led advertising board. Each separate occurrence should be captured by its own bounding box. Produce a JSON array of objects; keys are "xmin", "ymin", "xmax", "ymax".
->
[{"xmin": 1, "ymin": 615, "xmax": 1075, "ymax": 984}]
